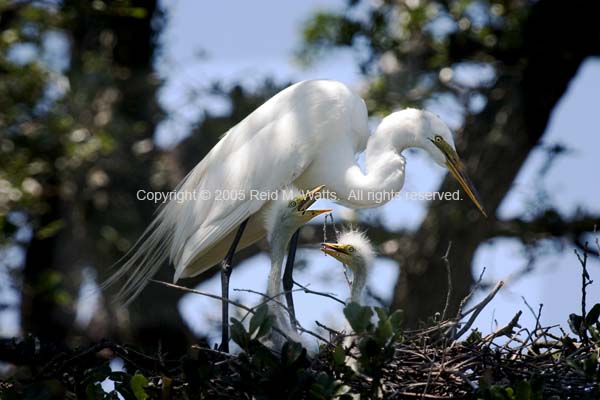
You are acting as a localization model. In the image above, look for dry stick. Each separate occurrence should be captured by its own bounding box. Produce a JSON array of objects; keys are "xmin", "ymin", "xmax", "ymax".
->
[
  {"xmin": 574, "ymin": 243, "xmax": 592, "ymax": 344},
  {"xmin": 150, "ymin": 280, "xmax": 294, "ymax": 343},
  {"xmin": 450, "ymin": 370, "xmax": 478, "ymax": 391},
  {"xmin": 483, "ymin": 310, "xmax": 522, "ymax": 343},
  {"xmin": 454, "ymin": 280, "xmax": 505, "ymax": 340},
  {"xmin": 233, "ymin": 287, "xmax": 331, "ymax": 344},
  {"xmin": 292, "ymin": 279, "xmax": 346, "ymax": 305},
  {"xmin": 444, "ymin": 267, "xmax": 487, "ymax": 338},
  {"xmin": 441, "ymin": 241, "xmax": 453, "ymax": 322},
  {"xmin": 233, "ymin": 287, "xmax": 297, "ymax": 322},
  {"xmin": 520, "ymin": 297, "xmax": 544, "ymax": 348},
  {"xmin": 456, "ymin": 267, "xmax": 487, "ymax": 320},
  {"xmin": 315, "ymin": 320, "xmax": 343, "ymax": 338}
]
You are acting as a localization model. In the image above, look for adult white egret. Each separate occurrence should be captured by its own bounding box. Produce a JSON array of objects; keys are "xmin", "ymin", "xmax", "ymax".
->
[
  {"xmin": 261, "ymin": 186, "xmax": 330, "ymax": 349},
  {"xmin": 320, "ymin": 229, "xmax": 374, "ymax": 305},
  {"xmin": 104, "ymin": 79, "xmax": 485, "ymax": 351}
]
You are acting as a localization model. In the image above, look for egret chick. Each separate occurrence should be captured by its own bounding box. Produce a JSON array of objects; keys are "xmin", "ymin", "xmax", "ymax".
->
[
  {"xmin": 320, "ymin": 229, "xmax": 374, "ymax": 305},
  {"xmin": 263, "ymin": 186, "xmax": 331, "ymax": 348}
]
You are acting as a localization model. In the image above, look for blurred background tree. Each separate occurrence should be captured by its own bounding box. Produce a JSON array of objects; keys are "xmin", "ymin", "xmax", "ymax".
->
[{"xmin": 1, "ymin": 0, "xmax": 599, "ymax": 353}]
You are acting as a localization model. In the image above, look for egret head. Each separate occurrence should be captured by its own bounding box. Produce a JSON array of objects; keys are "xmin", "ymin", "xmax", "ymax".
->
[
  {"xmin": 265, "ymin": 185, "xmax": 331, "ymax": 242},
  {"xmin": 385, "ymin": 109, "xmax": 486, "ymax": 217},
  {"xmin": 320, "ymin": 229, "xmax": 374, "ymax": 272}
]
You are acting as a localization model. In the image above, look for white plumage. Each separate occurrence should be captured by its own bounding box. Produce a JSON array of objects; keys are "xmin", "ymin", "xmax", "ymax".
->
[{"xmin": 104, "ymin": 79, "xmax": 484, "ymax": 304}]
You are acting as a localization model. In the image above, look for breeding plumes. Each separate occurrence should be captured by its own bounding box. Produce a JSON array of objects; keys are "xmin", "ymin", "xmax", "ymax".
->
[
  {"xmin": 320, "ymin": 229, "xmax": 374, "ymax": 305},
  {"xmin": 103, "ymin": 79, "xmax": 486, "ymax": 351},
  {"xmin": 261, "ymin": 186, "xmax": 330, "ymax": 349}
]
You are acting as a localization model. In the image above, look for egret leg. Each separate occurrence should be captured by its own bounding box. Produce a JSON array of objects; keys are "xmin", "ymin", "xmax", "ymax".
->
[
  {"xmin": 219, "ymin": 218, "xmax": 249, "ymax": 353},
  {"xmin": 282, "ymin": 229, "xmax": 300, "ymax": 329}
]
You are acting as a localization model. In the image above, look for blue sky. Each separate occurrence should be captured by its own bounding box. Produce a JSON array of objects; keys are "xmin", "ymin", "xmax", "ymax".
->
[{"xmin": 154, "ymin": 0, "xmax": 600, "ymax": 346}]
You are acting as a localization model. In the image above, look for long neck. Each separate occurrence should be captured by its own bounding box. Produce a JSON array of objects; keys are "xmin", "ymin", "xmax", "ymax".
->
[
  {"xmin": 341, "ymin": 119, "xmax": 417, "ymax": 208},
  {"xmin": 350, "ymin": 265, "xmax": 367, "ymax": 304},
  {"xmin": 266, "ymin": 232, "xmax": 288, "ymax": 299}
]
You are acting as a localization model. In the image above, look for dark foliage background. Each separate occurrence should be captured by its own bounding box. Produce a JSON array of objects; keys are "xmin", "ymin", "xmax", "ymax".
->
[{"xmin": 1, "ymin": 0, "xmax": 600, "ymax": 398}]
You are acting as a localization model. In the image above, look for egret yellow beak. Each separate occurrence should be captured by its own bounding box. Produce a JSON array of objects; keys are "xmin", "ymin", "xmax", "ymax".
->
[
  {"xmin": 297, "ymin": 184, "xmax": 326, "ymax": 211},
  {"xmin": 445, "ymin": 156, "xmax": 487, "ymax": 217},
  {"xmin": 320, "ymin": 242, "xmax": 350, "ymax": 258},
  {"xmin": 430, "ymin": 138, "xmax": 486, "ymax": 217}
]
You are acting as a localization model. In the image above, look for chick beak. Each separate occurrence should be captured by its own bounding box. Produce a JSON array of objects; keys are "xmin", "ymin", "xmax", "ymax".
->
[
  {"xmin": 297, "ymin": 184, "xmax": 326, "ymax": 211},
  {"xmin": 446, "ymin": 157, "xmax": 487, "ymax": 217},
  {"xmin": 306, "ymin": 209, "xmax": 332, "ymax": 217},
  {"xmin": 320, "ymin": 242, "xmax": 348, "ymax": 257}
]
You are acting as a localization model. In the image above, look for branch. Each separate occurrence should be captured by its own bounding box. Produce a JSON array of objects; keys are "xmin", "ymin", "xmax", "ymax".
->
[
  {"xmin": 490, "ymin": 211, "xmax": 600, "ymax": 256},
  {"xmin": 441, "ymin": 242, "xmax": 453, "ymax": 321},
  {"xmin": 454, "ymin": 280, "xmax": 505, "ymax": 340},
  {"xmin": 292, "ymin": 280, "xmax": 346, "ymax": 305},
  {"xmin": 150, "ymin": 280, "xmax": 295, "ymax": 343}
]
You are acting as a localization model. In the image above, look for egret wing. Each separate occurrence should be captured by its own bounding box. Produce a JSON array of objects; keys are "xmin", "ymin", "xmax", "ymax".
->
[{"xmin": 104, "ymin": 109, "xmax": 311, "ymax": 304}]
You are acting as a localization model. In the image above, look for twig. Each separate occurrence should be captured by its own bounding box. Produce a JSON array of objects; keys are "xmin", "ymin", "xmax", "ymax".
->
[
  {"xmin": 151, "ymin": 280, "xmax": 253, "ymax": 313},
  {"xmin": 297, "ymin": 325, "xmax": 331, "ymax": 345},
  {"xmin": 151, "ymin": 280, "xmax": 293, "ymax": 342},
  {"xmin": 441, "ymin": 242, "xmax": 453, "ymax": 322},
  {"xmin": 454, "ymin": 280, "xmax": 504, "ymax": 340},
  {"xmin": 574, "ymin": 243, "xmax": 592, "ymax": 343},
  {"xmin": 315, "ymin": 320, "xmax": 343, "ymax": 338},
  {"xmin": 456, "ymin": 267, "xmax": 486, "ymax": 320},
  {"xmin": 233, "ymin": 287, "xmax": 331, "ymax": 345},
  {"xmin": 233, "ymin": 287, "xmax": 294, "ymax": 322},
  {"xmin": 292, "ymin": 279, "xmax": 346, "ymax": 305},
  {"xmin": 483, "ymin": 310, "xmax": 522, "ymax": 343}
]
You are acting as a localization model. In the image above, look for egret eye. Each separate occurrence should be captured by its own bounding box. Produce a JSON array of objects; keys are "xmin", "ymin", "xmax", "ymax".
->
[
  {"xmin": 347, "ymin": 246, "xmax": 355, "ymax": 253},
  {"xmin": 435, "ymin": 135, "xmax": 442, "ymax": 143},
  {"xmin": 288, "ymin": 200, "xmax": 297, "ymax": 208}
]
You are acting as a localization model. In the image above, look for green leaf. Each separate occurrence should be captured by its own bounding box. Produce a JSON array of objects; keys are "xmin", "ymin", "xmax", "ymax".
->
[
  {"xmin": 282, "ymin": 341, "xmax": 305, "ymax": 366},
  {"xmin": 230, "ymin": 318, "xmax": 249, "ymax": 349},
  {"xmin": 333, "ymin": 344, "xmax": 346, "ymax": 366},
  {"xmin": 389, "ymin": 309, "xmax": 404, "ymax": 332},
  {"xmin": 130, "ymin": 373, "xmax": 149, "ymax": 400},
  {"xmin": 86, "ymin": 382, "xmax": 107, "ymax": 400},
  {"xmin": 515, "ymin": 380, "xmax": 531, "ymax": 400},
  {"xmin": 586, "ymin": 303, "xmax": 600, "ymax": 326},
  {"xmin": 249, "ymin": 304, "xmax": 269, "ymax": 336},
  {"xmin": 465, "ymin": 328, "xmax": 482, "ymax": 344},
  {"xmin": 36, "ymin": 219, "xmax": 65, "ymax": 239},
  {"xmin": 375, "ymin": 318, "xmax": 393, "ymax": 344},
  {"xmin": 568, "ymin": 313, "xmax": 584, "ymax": 336},
  {"xmin": 343, "ymin": 302, "xmax": 373, "ymax": 334},
  {"xmin": 374, "ymin": 306, "xmax": 388, "ymax": 321},
  {"xmin": 255, "ymin": 312, "xmax": 275, "ymax": 340}
]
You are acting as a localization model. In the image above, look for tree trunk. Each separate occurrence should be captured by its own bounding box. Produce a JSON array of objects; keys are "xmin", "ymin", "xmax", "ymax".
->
[{"xmin": 391, "ymin": 0, "xmax": 600, "ymax": 326}]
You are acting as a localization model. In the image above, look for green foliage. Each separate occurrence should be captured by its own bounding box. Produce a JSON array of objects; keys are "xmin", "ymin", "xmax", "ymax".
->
[
  {"xmin": 478, "ymin": 377, "xmax": 544, "ymax": 400},
  {"xmin": 342, "ymin": 303, "xmax": 404, "ymax": 395},
  {"xmin": 130, "ymin": 374, "xmax": 149, "ymax": 400},
  {"xmin": 228, "ymin": 307, "xmax": 347, "ymax": 399},
  {"xmin": 296, "ymin": 0, "xmax": 530, "ymax": 117}
]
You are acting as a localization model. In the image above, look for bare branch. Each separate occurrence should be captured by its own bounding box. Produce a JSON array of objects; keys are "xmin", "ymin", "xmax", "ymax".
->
[
  {"xmin": 454, "ymin": 280, "xmax": 504, "ymax": 340},
  {"xmin": 441, "ymin": 242, "xmax": 453, "ymax": 322}
]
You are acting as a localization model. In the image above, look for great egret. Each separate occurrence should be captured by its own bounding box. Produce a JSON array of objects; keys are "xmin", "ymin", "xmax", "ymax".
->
[
  {"xmin": 320, "ymin": 229, "xmax": 374, "ymax": 305},
  {"xmin": 261, "ymin": 186, "xmax": 330, "ymax": 349},
  {"xmin": 104, "ymin": 79, "xmax": 485, "ymax": 351}
]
